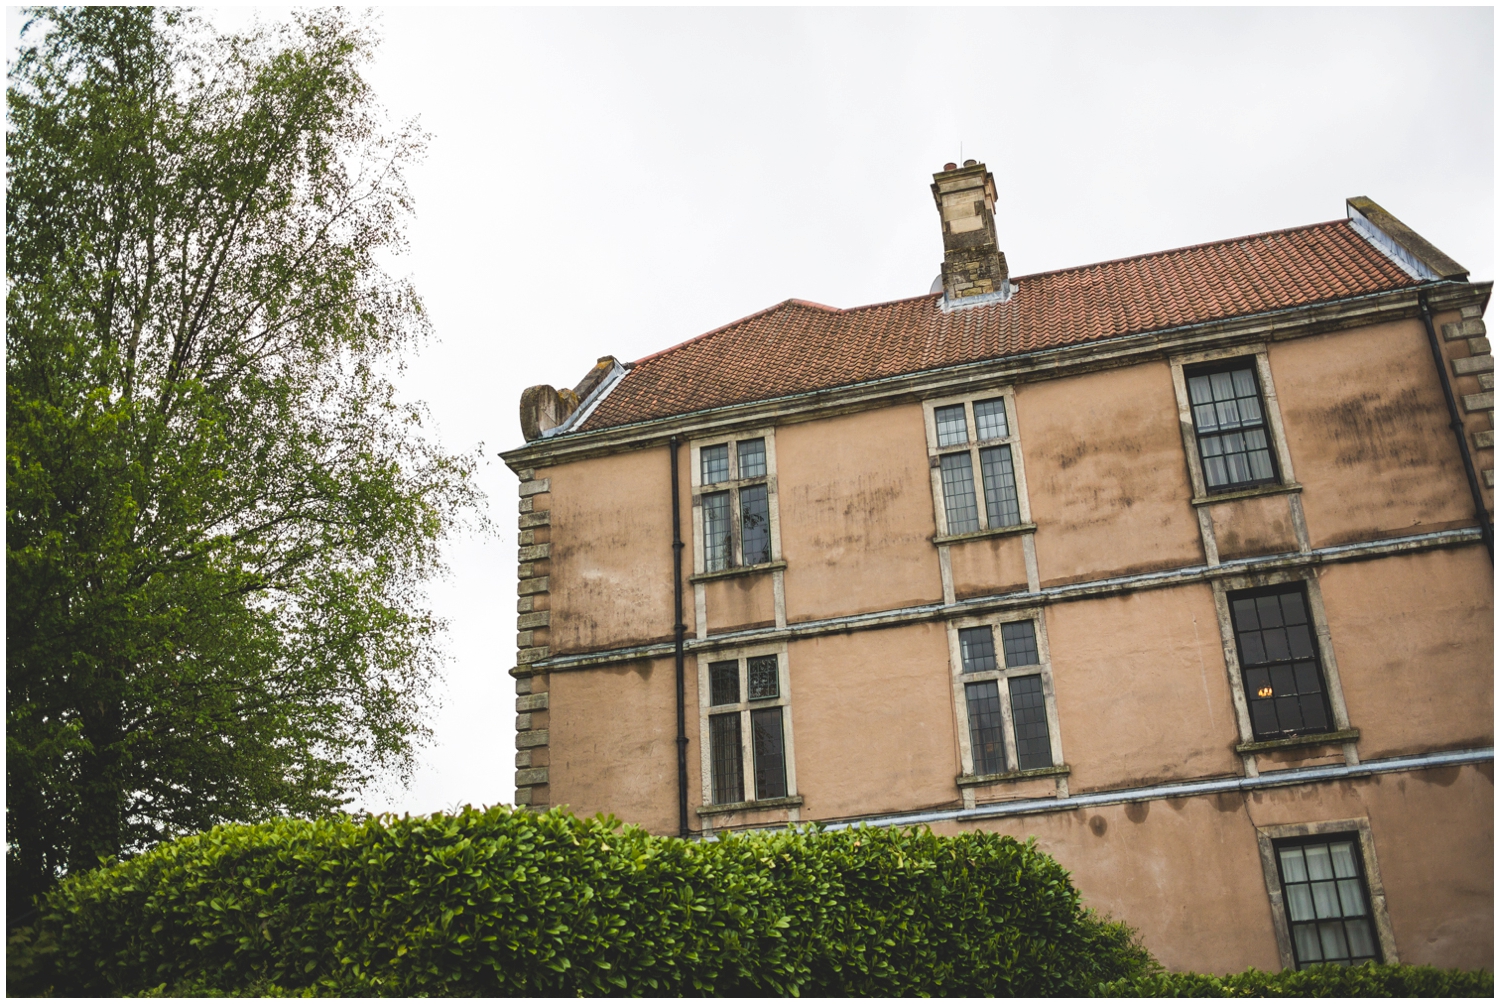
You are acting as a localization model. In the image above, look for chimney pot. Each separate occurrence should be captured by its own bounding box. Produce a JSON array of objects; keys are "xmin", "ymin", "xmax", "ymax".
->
[
  {"xmin": 963, "ymin": 159, "xmax": 977, "ymax": 167},
  {"xmin": 943, "ymin": 162, "xmax": 957, "ymax": 171}
]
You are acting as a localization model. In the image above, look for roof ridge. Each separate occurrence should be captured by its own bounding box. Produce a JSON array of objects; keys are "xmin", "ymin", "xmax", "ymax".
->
[
  {"xmin": 1008, "ymin": 219, "xmax": 1350, "ymax": 285},
  {"xmin": 629, "ymin": 298, "xmax": 808, "ymax": 367}
]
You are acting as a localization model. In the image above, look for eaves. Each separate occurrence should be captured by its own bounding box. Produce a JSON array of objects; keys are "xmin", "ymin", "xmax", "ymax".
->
[{"xmin": 500, "ymin": 279, "xmax": 1490, "ymax": 472}]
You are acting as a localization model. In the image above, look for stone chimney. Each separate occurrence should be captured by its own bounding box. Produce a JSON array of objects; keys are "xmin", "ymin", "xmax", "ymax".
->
[{"xmin": 931, "ymin": 159, "xmax": 1010, "ymax": 305}]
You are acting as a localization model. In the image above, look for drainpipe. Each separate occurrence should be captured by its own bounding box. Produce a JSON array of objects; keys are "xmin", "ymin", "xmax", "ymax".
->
[
  {"xmin": 1419, "ymin": 291, "xmax": 1493, "ymax": 561},
  {"xmin": 670, "ymin": 436, "xmax": 691, "ymax": 836}
]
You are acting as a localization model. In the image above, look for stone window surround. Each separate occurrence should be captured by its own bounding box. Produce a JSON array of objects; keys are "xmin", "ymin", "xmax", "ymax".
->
[
  {"xmin": 1254, "ymin": 817, "xmax": 1399, "ymax": 970},
  {"xmin": 944, "ymin": 606, "xmax": 1068, "ymax": 809},
  {"xmin": 694, "ymin": 640, "xmax": 799, "ymax": 831},
  {"xmin": 687, "ymin": 427, "xmax": 787, "ymax": 640},
  {"xmin": 1210, "ymin": 568, "xmax": 1358, "ymax": 779},
  {"xmin": 1169, "ymin": 345, "xmax": 1312, "ymax": 567},
  {"xmin": 921, "ymin": 386, "xmax": 1040, "ymax": 602}
]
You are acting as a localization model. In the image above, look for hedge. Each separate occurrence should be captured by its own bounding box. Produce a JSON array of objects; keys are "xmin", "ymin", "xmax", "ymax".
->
[
  {"xmin": 1094, "ymin": 963, "xmax": 1493, "ymax": 997},
  {"xmin": 8, "ymin": 805, "xmax": 1152, "ymax": 996}
]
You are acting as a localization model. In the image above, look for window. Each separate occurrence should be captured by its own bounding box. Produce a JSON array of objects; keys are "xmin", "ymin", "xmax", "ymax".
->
[
  {"xmin": 923, "ymin": 391, "xmax": 1031, "ymax": 538},
  {"xmin": 701, "ymin": 649, "xmax": 795, "ymax": 805},
  {"xmin": 1274, "ymin": 835, "xmax": 1382, "ymax": 969},
  {"xmin": 692, "ymin": 431, "xmax": 780, "ymax": 574},
  {"xmin": 1185, "ymin": 360, "xmax": 1279, "ymax": 492},
  {"xmin": 1228, "ymin": 585, "xmax": 1333, "ymax": 741},
  {"xmin": 949, "ymin": 614, "xmax": 1063, "ymax": 780}
]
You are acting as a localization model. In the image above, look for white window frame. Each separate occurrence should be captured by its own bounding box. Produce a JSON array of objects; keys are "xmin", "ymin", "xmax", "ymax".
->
[
  {"xmin": 688, "ymin": 428, "xmax": 783, "ymax": 575},
  {"xmin": 695, "ymin": 642, "xmax": 800, "ymax": 819},
  {"xmin": 1254, "ymin": 817, "xmax": 1399, "ymax": 970},
  {"xmin": 922, "ymin": 388, "xmax": 1035, "ymax": 541},
  {"xmin": 945, "ymin": 608, "xmax": 1067, "ymax": 802}
]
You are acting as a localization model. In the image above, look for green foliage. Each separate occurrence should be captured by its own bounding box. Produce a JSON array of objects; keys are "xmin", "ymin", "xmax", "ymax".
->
[
  {"xmin": 1094, "ymin": 963, "xmax": 1494, "ymax": 997},
  {"xmin": 7, "ymin": 6, "xmax": 481, "ymax": 917},
  {"xmin": 8, "ymin": 807, "xmax": 1153, "ymax": 997}
]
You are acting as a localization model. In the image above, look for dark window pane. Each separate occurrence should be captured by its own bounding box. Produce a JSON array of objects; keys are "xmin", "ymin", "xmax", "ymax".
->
[
  {"xmin": 751, "ymin": 708, "xmax": 787, "ymax": 800},
  {"xmin": 1278, "ymin": 835, "xmax": 1380, "ymax": 969},
  {"xmin": 740, "ymin": 483, "xmax": 772, "ymax": 565},
  {"xmin": 702, "ymin": 444, "xmax": 730, "ymax": 485},
  {"xmin": 1009, "ymin": 675, "xmax": 1053, "ymax": 770},
  {"xmin": 703, "ymin": 491, "xmax": 732, "ymax": 572},
  {"xmin": 1000, "ymin": 621, "xmax": 1039, "ymax": 667},
  {"xmin": 1230, "ymin": 586, "xmax": 1334, "ymax": 740},
  {"xmin": 958, "ymin": 626, "xmax": 997, "ymax": 673},
  {"xmin": 747, "ymin": 655, "xmax": 779, "ymax": 701},
  {"xmin": 965, "ymin": 681, "xmax": 1006, "ymax": 776},
  {"xmin": 737, "ymin": 438, "xmax": 766, "ymax": 478},
  {"xmin": 973, "ymin": 398, "xmax": 1008, "ymax": 440},
  {"xmin": 709, "ymin": 713, "xmax": 743, "ymax": 804},
  {"xmin": 935, "ymin": 404, "xmax": 969, "ymax": 447},
  {"xmin": 979, "ymin": 445, "xmax": 1021, "ymax": 527},
  {"xmin": 939, "ymin": 453, "xmax": 980, "ymax": 533},
  {"xmin": 709, "ymin": 660, "xmax": 739, "ymax": 706}
]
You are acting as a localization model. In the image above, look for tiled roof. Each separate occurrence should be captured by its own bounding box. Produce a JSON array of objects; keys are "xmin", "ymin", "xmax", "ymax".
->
[{"xmin": 580, "ymin": 220, "xmax": 1420, "ymax": 432}]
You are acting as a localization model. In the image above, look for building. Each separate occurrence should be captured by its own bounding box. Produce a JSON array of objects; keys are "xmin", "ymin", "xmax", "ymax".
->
[{"xmin": 500, "ymin": 162, "xmax": 1493, "ymax": 973}]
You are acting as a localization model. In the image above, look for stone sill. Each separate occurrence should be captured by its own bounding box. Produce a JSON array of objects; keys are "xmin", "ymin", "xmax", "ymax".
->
[
  {"xmin": 1235, "ymin": 728, "xmax": 1360, "ymax": 754},
  {"xmin": 956, "ymin": 764, "xmax": 1070, "ymax": 788},
  {"xmin": 1191, "ymin": 482, "xmax": 1302, "ymax": 507},
  {"xmin": 689, "ymin": 560, "xmax": 786, "ymax": 584},
  {"xmin": 696, "ymin": 794, "xmax": 803, "ymax": 817},
  {"xmin": 933, "ymin": 523, "xmax": 1037, "ymax": 546}
]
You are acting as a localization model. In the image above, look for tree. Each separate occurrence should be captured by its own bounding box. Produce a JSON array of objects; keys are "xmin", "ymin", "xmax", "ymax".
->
[{"xmin": 6, "ymin": 7, "xmax": 481, "ymax": 918}]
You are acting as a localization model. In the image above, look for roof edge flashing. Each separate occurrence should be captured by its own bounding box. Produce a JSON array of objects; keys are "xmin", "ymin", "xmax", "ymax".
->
[
  {"xmin": 1347, "ymin": 197, "xmax": 1467, "ymax": 282},
  {"xmin": 543, "ymin": 358, "xmax": 628, "ymax": 439},
  {"xmin": 939, "ymin": 279, "xmax": 1013, "ymax": 313}
]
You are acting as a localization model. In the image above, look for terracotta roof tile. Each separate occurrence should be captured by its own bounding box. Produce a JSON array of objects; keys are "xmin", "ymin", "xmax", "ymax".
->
[{"xmin": 580, "ymin": 220, "xmax": 1418, "ymax": 432}]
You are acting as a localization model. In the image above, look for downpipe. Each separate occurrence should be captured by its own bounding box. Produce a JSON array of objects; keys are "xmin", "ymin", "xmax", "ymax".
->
[
  {"xmin": 1419, "ymin": 291, "xmax": 1493, "ymax": 560},
  {"xmin": 670, "ymin": 436, "xmax": 691, "ymax": 836}
]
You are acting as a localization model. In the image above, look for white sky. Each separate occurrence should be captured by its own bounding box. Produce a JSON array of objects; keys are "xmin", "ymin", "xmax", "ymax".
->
[{"xmin": 9, "ymin": 7, "xmax": 1495, "ymax": 818}]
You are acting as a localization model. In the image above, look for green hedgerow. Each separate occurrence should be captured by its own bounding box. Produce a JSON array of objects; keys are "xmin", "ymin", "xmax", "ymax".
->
[
  {"xmin": 1094, "ymin": 962, "xmax": 1493, "ymax": 997},
  {"xmin": 8, "ymin": 805, "xmax": 1153, "ymax": 997}
]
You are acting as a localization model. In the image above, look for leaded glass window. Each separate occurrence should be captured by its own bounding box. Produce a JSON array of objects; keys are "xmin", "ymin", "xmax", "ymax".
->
[
  {"xmin": 751, "ymin": 707, "xmax": 787, "ymax": 799},
  {"xmin": 1000, "ymin": 621, "xmax": 1039, "ymax": 667},
  {"xmin": 747, "ymin": 655, "xmax": 779, "ymax": 700},
  {"xmin": 737, "ymin": 438, "xmax": 766, "ymax": 478},
  {"xmin": 740, "ymin": 484, "xmax": 771, "ymax": 565},
  {"xmin": 935, "ymin": 404, "xmax": 969, "ymax": 447},
  {"xmin": 940, "ymin": 453, "xmax": 980, "ymax": 534},
  {"xmin": 709, "ymin": 660, "xmax": 739, "ymax": 706},
  {"xmin": 965, "ymin": 681, "xmax": 1007, "ymax": 776},
  {"xmin": 703, "ymin": 491, "xmax": 732, "ymax": 572},
  {"xmin": 979, "ymin": 445, "xmax": 1021, "ymax": 527},
  {"xmin": 958, "ymin": 626, "xmax": 998, "ymax": 673},
  {"xmin": 701, "ymin": 444, "xmax": 730, "ymax": 485},
  {"xmin": 709, "ymin": 713, "xmax": 743, "ymax": 804},
  {"xmin": 1008, "ymin": 675, "xmax": 1052, "ymax": 770},
  {"xmin": 953, "ymin": 617, "xmax": 1060, "ymax": 780},
  {"xmin": 973, "ymin": 398, "xmax": 1008, "ymax": 440},
  {"xmin": 1276, "ymin": 837, "xmax": 1381, "ymax": 969}
]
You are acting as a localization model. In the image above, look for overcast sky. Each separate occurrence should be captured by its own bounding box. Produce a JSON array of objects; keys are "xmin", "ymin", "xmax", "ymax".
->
[{"xmin": 10, "ymin": 7, "xmax": 1494, "ymax": 818}]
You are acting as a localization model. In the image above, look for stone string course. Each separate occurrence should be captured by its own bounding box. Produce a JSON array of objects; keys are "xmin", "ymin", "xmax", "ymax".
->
[
  {"xmin": 1442, "ymin": 307, "xmax": 1495, "ymax": 488},
  {"xmin": 513, "ymin": 468, "xmax": 550, "ymax": 808}
]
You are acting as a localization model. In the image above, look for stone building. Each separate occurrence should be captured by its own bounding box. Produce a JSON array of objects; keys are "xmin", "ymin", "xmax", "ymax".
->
[{"xmin": 500, "ymin": 162, "xmax": 1493, "ymax": 973}]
